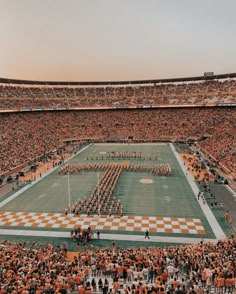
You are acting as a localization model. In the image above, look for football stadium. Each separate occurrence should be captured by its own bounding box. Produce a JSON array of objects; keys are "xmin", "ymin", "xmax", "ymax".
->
[
  {"xmin": 0, "ymin": 1, "xmax": 236, "ymax": 293},
  {"xmin": 0, "ymin": 74, "xmax": 235, "ymax": 293}
]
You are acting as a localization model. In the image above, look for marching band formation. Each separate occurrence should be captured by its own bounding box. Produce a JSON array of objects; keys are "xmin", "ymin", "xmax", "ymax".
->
[{"xmin": 59, "ymin": 157, "xmax": 172, "ymax": 216}]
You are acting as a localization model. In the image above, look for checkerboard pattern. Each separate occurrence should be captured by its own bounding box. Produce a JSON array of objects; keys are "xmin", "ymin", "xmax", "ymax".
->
[{"xmin": 0, "ymin": 212, "xmax": 205, "ymax": 235}]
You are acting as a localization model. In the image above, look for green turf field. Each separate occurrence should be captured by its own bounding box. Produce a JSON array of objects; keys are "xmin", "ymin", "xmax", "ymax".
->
[
  {"xmin": 2, "ymin": 143, "xmax": 201, "ymax": 216},
  {"xmin": 0, "ymin": 143, "xmax": 216, "ymax": 239}
]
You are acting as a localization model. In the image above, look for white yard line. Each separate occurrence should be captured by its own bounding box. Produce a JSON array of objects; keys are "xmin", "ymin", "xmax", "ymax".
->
[
  {"xmin": 0, "ymin": 229, "xmax": 216, "ymax": 244},
  {"xmin": 0, "ymin": 143, "xmax": 224, "ymax": 244},
  {"xmin": 94, "ymin": 143, "xmax": 167, "ymax": 146},
  {"xmin": 0, "ymin": 144, "xmax": 92, "ymax": 208},
  {"xmin": 170, "ymin": 143, "xmax": 225, "ymax": 240},
  {"xmin": 226, "ymin": 185, "xmax": 236, "ymax": 199}
]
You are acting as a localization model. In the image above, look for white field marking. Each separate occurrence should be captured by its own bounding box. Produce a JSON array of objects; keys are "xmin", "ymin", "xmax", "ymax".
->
[
  {"xmin": 139, "ymin": 179, "xmax": 154, "ymax": 184},
  {"xmin": 0, "ymin": 144, "xmax": 93, "ymax": 208},
  {"xmin": 0, "ymin": 229, "xmax": 217, "ymax": 244},
  {"xmin": 0, "ymin": 184, "xmax": 31, "ymax": 208},
  {"xmin": 38, "ymin": 193, "xmax": 47, "ymax": 199},
  {"xmin": 52, "ymin": 182, "xmax": 58, "ymax": 188},
  {"xmin": 164, "ymin": 195, "xmax": 171, "ymax": 202},
  {"xmin": 226, "ymin": 185, "xmax": 236, "ymax": 199},
  {"xmin": 94, "ymin": 143, "xmax": 167, "ymax": 146},
  {"xmin": 170, "ymin": 143, "xmax": 226, "ymax": 240}
]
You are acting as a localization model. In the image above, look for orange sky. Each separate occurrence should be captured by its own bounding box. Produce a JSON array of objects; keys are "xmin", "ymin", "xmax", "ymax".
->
[{"xmin": 0, "ymin": 0, "xmax": 236, "ymax": 82}]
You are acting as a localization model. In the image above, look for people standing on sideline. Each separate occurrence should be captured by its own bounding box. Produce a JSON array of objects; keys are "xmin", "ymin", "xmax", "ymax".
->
[{"xmin": 145, "ymin": 229, "xmax": 150, "ymax": 239}]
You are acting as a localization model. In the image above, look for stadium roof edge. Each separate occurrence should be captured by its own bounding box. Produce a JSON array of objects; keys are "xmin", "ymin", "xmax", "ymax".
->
[{"xmin": 0, "ymin": 72, "xmax": 236, "ymax": 86}]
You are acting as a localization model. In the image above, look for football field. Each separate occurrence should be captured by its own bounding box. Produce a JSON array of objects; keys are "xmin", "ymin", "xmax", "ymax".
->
[{"xmin": 0, "ymin": 142, "xmax": 231, "ymax": 250}]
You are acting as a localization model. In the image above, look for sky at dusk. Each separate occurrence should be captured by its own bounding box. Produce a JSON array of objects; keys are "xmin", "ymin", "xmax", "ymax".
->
[{"xmin": 0, "ymin": 0, "xmax": 236, "ymax": 82}]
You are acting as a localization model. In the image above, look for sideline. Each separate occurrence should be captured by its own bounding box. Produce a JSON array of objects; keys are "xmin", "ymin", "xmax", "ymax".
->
[
  {"xmin": 170, "ymin": 143, "xmax": 225, "ymax": 240},
  {"xmin": 0, "ymin": 144, "xmax": 93, "ymax": 208},
  {"xmin": 0, "ymin": 228, "xmax": 217, "ymax": 244},
  {"xmin": 226, "ymin": 185, "xmax": 236, "ymax": 199}
]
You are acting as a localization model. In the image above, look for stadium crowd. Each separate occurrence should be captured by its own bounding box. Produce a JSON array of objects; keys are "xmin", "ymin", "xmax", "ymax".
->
[
  {"xmin": 0, "ymin": 107, "xmax": 235, "ymax": 177},
  {"xmin": 1, "ymin": 77, "xmax": 236, "ymax": 294},
  {"xmin": 198, "ymin": 129, "xmax": 236, "ymax": 176},
  {"xmin": 0, "ymin": 235, "xmax": 235, "ymax": 293},
  {"xmin": 0, "ymin": 79, "xmax": 236, "ymax": 109}
]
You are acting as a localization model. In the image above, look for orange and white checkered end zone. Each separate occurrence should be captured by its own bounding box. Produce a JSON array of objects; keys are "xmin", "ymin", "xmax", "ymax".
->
[{"xmin": 0, "ymin": 212, "xmax": 205, "ymax": 235}]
